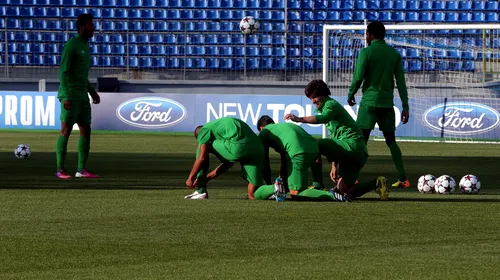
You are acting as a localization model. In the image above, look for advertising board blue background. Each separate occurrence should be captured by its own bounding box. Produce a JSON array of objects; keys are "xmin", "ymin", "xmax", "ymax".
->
[{"xmin": 1, "ymin": 91, "xmax": 499, "ymax": 139}]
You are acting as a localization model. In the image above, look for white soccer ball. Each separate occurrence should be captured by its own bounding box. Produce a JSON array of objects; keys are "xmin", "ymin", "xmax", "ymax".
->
[
  {"xmin": 459, "ymin": 174, "xmax": 481, "ymax": 194},
  {"xmin": 14, "ymin": 144, "xmax": 31, "ymax": 159},
  {"xmin": 417, "ymin": 174, "xmax": 436, "ymax": 194},
  {"xmin": 434, "ymin": 175, "xmax": 456, "ymax": 194},
  {"xmin": 240, "ymin": 16, "xmax": 259, "ymax": 35}
]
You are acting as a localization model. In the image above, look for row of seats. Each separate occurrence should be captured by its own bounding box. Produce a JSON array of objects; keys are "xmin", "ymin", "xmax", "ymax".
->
[
  {"xmin": 0, "ymin": 0, "xmax": 497, "ymax": 11},
  {"xmin": 0, "ymin": 7, "xmax": 285, "ymax": 20},
  {"xmin": 0, "ymin": 0, "xmax": 286, "ymax": 8},
  {"xmin": 2, "ymin": 7, "xmax": 499, "ymax": 22},
  {"xmin": 2, "ymin": 42, "xmax": 494, "ymax": 60},
  {"xmin": 0, "ymin": 55, "xmax": 479, "ymax": 72}
]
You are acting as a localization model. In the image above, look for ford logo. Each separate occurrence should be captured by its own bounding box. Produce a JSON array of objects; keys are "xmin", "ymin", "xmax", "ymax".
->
[
  {"xmin": 116, "ymin": 97, "xmax": 187, "ymax": 128},
  {"xmin": 423, "ymin": 102, "xmax": 500, "ymax": 135}
]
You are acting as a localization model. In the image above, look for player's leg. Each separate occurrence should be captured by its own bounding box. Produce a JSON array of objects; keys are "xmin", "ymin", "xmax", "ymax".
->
[
  {"xmin": 289, "ymin": 154, "xmax": 346, "ymax": 202},
  {"xmin": 376, "ymin": 108, "xmax": 409, "ymax": 188},
  {"xmin": 75, "ymin": 102, "xmax": 98, "ymax": 178},
  {"xmin": 308, "ymin": 153, "xmax": 326, "ymax": 190},
  {"xmin": 241, "ymin": 161, "xmax": 271, "ymax": 200},
  {"xmin": 356, "ymin": 103, "xmax": 377, "ymax": 144},
  {"xmin": 185, "ymin": 145, "xmax": 212, "ymax": 199},
  {"xmin": 56, "ymin": 100, "xmax": 76, "ymax": 179},
  {"xmin": 337, "ymin": 158, "xmax": 388, "ymax": 201}
]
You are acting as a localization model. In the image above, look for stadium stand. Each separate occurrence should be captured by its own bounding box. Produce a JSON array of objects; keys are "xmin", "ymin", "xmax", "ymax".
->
[{"xmin": 0, "ymin": 0, "xmax": 499, "ymax": 78}]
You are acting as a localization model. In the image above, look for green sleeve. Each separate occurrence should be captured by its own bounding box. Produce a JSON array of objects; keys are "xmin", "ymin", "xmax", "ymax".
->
[
  {"xmin": 314, "ymin": 102, "xmax": 338, "ymax": 124},
  {"xmin": 395, "ymin": 55, "xmax": 409, "ymax": 112},
  {"xmin": 197, "ymin": 127, "xmax": 213, "ymax": 145},
  {"xmin": 348, "ymin": 48, "xmax": 368, "ymax": 100},
  {"xmin": 87, "ymin": 80, "xmax": 96, "ymax": 95},
  {"xmin": 59, "ymin": 42, "xmax": 74, "ymax": 100}
]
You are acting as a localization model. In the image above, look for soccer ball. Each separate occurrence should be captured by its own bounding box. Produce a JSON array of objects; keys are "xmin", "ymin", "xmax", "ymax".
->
[
  {"xmin": 14, "ymin": 144, "xmax": 31, "ymax": 159},
  {"xmin": 240, "ymin": 16, "xmax": 259, "ymax": 35},
  {"xmin": 434, "ymin": 175, "xmax": 456, "ymax": 194},
  {"xmin": 417, "ymin": 174, "xmax": 436, "ymax": 194},
  {"xmin": 459, "ymin": 174, "xmax": 481, "ymax": 194}
]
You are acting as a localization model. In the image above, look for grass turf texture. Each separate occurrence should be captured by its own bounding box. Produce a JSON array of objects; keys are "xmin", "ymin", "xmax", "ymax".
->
[{"xmin": 1, "ymin": 131, "xmax": 500, "ymax": 279}]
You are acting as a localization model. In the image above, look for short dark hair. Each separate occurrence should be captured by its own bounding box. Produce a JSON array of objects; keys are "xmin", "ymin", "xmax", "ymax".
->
[
  {"xmin": 194, "ymin": 125, "xmax": 203, "ymax": 138},
  {"xmin": 305, "ymin": 79, "xmax": 331, "ymax": 98},
  {"xmin": 76, "ymin": 13, "xmax": 94, "ymax": 31},
  {"xmin": 367, "ymin": 21, "xmax": 385, "ymax": 39},
  {"xmin": 257, "ymin": 115, "xmax": 275, "ymax": 130}
]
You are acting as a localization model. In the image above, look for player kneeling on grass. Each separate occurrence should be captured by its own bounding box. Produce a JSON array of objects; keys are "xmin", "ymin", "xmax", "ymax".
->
[
  {"xmin": 185, "ymin": 117, "xmax": 267, "ymax": 200},
  {"xmin": 284, "ymin": 79, "xmax": 389, "ymax": 201},
  {"xmin": 253, "ymin": 115, "xmax": 347, "ymax": 202}
]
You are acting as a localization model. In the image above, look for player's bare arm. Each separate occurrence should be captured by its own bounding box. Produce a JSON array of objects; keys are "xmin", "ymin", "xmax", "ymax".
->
[
  {"xmin": 330, "ymin": 162, "xmax": 338, "ymax": 182},
  {"xmin": 186, "ymin": 143, "xmax": 210, "ymax": 188},
  {"xmin": 284, "ymin": 114, "xmax": 318, "ymax": 124},
  {"xmin": 206, "ymin": 162, "xmax": 234, "ymax": 181}
]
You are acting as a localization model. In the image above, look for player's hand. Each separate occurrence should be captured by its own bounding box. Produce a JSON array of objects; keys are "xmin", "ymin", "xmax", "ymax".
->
[
  {"xmin": 192, "ymin": 179, "xmax": 199, "ymax": 187},
  {"xmin": 348, "ymin": 97, "xmax": 356, "ymax": 106},
  {"xmin": 330, "ymin": 165, "xmax": 338, "ymax": 182},
  {"xmin": 185, "ymin": 178, "xmax": 195, "ymax": 189},
  {"xmin": 63, "ymin": 100, "xmax": 72, "ymax": 111},
  {"xmin": 91, "ymin": 92, "xmax": 101, "ymax": 104},
  {"xmin": 284, "ymin": 113, "xmax": 299, "ymax": 122},
  {"xmin": 401, "ymin": 110, "xmax": 409, "ymax": 124}
]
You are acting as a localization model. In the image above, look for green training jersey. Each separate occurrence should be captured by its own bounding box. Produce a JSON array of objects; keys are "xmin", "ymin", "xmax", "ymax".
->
[
  {"xmin": 58, "ymin": 34, "xmax": 95, "ymax": 102},
  {"xmin": 197, "ymin": 117, "xmax": 258, "ymax": 145},
  {"xmin": 347, "ymin": 39, "xmax": 409, "ymax": 111},
  {"xmin": 315, "ymin": 97, "xmax": 364, "ymax": 142},
  {"xmin": 259, "ymin": 122, "xmax": 319, "ymax": 158}
]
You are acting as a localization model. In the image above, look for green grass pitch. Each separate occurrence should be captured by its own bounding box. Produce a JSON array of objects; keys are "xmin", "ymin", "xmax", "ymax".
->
[{"xmin": 1, "ymin": 131, "xmax": 500, "ymax": 279}]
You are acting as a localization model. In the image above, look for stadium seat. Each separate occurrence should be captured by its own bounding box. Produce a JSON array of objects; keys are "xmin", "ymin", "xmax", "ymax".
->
[
  {"xmin": 7, "ymin": 19, "xmax": 19, "ymax": 29},
  {"xmin": 272, "ymin": 35, "xmax": 284, "ymax": 45},
  {"xmin": 471, "ymin": 0, "xmax": 484, "ymax": 10},
  {"xmin": 142, "ymin": 21, "xmax": 154, "ymax": 31},
  {"xmin": 6, "ymin": 7, "xmax": 19, "ymax": 17},
  {"xmin": 354, "ymin": 0, "xmax": 365, "ymax": 9},
  {"xmin": 405, "ymin": 11, "xmax": 418, "ymax": 21},
  {"xmin": 366, "ymin": 0, "xmax": 378, "ymax": 9},
  {"xmin": 313, "ymin": 0, "xmax": 326, "ymax": 9},
  {"xmin": 445, "ymin": 12, "xmax": 458, "ymax": 22},
  {"xmin": 485, "ymin": 12, "xmax": 499, "ymax": 22},
  {"xmin": 458, "ymin": 0, "xmax": 471, "ymax": 10},
  {"xmin": 155, "ymin": 0, "xmax": 167, "ymax": 6},
  {"xmin": 433, "ymin": 0, "xmax": 445, "ymax": 9},
  {"xmin": 353, "ymin": 11, "xmax": 364, "ymax": 21},
  {"xmin": 391, "ymin": 12, "xmax": 404, "ymax": 22},
  {"xmin": 186, "ymin": 22, "xmax": 207, "ymax": 31},
  {"xmin": 458, "ymin": 12, "xmax": 471, "ymax": 22},
  {"xmin": 245, "ymin": 47, "xmax": 259, "ymax": 57},
  {"xmin": 232, "ymin": 10, "xmax": 245, "ymax": 20},
  {"xmin": 112, "ymin": 45, "xmax": 125, "ymax": 55},
  {"xmin": 272, "ymin": 47, "xmax": 285, "ymax": 57},
  {"xmin": 379, "ymin": 0, "xmax": 392, "ymax": 10},
  {"xmin": 288, "ymin": 23, "xmax": 301, "ymax": 33},
  {"xmin": 287, "ymin": 0, "xmax": 300, "ymax": 9},
  {"xmin": 164, "ymin": 34, "xmax": 176, "ymax": 44},
  {"xmin": 205, "ymin": 46, "xmax": 218, "ymax": 55},
  {"xmin": 232, "ymin": 34, "xmax": 244, "ymax": 45},
  {"xmin": 168, "ymin": 22, "xmax": 183, "ymax": 31},
  {"xmin": 461, "ymin": 50, "xmax": 474, "ymax": 60},
  {"xmin": 166, "ymin": 10, "xmax": 180, "ymax": 19},
  {"xmin": 339, "ymin": 11, "xmax": 352, "ymax": 21},
  {"xmin": 88, "ymin": 0, "xmax": 102, "ymax": 5},
  {"xmin": 246, "ymin": 36, "xmax": 258, "ymax": 45},
  {"xmin": 151, "ymin": 45, "xmax": 166, "ymax": 55},
  {"xmin": 273, "ymin": 23, "xmax": 285, "ymax": 32},
  {"xmin": 378, "ymin": 12, "xmax": 390, "ymax": 21},
  {"xmin": 339, "ymin": 0, "xmax": 353, "ymax": 10},
  {"xmin": 76, "ymin": 0, "xmax": 89, "ymax": 5},
  {"xmin": 445, "ymin": 0, "xmax": 458, "ymax": 10},
  {"xmin": 407, "ymin": 60, "xmax": 421, "ymax": 71},
  {"xmin": 220, "ymin": 22, "xmax": 235, "ymax": 31},
  {"xmin": 288, "ymin": 11, "xmax": 300, "ymax": 21},
  {"xmin": 207, "ymin": 22, "xmax": 220, "ymax": 31},
  {"xmin": 485, "ymin": 0, "xmax": 498, "ymax": 10},
  {"xmin": 303, "ymin": 23, "xmax": 317, "ymax": 33},
  {"xmin": 471, "ymin": 12, "xmax": 485, "ymax": 22},
  {"xmin": 190, "ymin": 34, "xmax": 204, "ymax": 44},
  {"xmin": 393, "ymin": 0, "xmax": 405, "ymax": 10},
  {"xmin": 218, "ymin": 46, "xmax": 232, "ymax": 56},
  {"xmin": 419, "ymin": 0, "xmax": 431, "ymax": 9},
  {"xmin": 217, "ymin": 35, "xmax": 231, "ymax": 44},
  {"xmin": 314, "ymin": 11, "xmax": 326, "ymax": 21},
  {"xmin": 419, "ymin": 12, "xmax": 431, "ymax": 21},
  {"xmin": 20, "ymin": 7, "xmax": 33, "ymax": 16},
  {"xmin": 433, "ymin": 12, "xmax": 445, "ymax": 22},
  {"xmin": 326, "ymin": 11, "xmax": 339, "ymax": 20},
  {"xmin": 287, "ymin": 35, "xmax": 301, "ymax": 46}
]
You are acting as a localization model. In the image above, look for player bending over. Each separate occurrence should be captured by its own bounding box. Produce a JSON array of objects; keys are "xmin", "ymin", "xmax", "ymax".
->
[
  {"xmin": 347, "ymin": 21, "xmax": 410, "ymax": 189},
  {"xmin": 254, "ymin": 115, "xmax": 347, "ymax": 202},
  {"xmin": 185, "ymin": 117, "xmax": 268, "ymax": 200},
  {"xmin": 56, "ymin": 13, "xmax": 100, "ymax": 179},
  {"xmin": 285, "ymin": 79, "xmax": 388, "ymax": 201}
]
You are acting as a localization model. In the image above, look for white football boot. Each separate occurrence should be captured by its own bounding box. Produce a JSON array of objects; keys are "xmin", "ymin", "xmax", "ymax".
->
[{"xmin": 184, "ymin": 191, "xmax": 208, "ymax": 200}]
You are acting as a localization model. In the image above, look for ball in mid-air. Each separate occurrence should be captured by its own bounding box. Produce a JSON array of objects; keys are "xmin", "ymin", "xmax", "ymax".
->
[
  {"xmin": 434, "ymin": 175, "xmax": 456, "ymax": 194},
  {"xmin": 14, "ymin": 144, "xmax": 31, "ymax": 159},
  {"xmin": 459, "ymin": 174, "xmax": 481, "ymax": 194},
  {"xmin": 417, "ymin": 174, "xmax": 436, "ymax": 194},
  {"xmin": 240, "ymin": 16, "xmax": 259, "ymax": 35}
]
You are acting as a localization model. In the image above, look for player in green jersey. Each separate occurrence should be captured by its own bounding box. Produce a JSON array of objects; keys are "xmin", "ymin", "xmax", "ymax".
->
[
  {"xmin": 253, "ymin": 116, "xmax": 347, "ymax": 202},
  {"xmin": 185, "ymin": 117, "xmax": 268, "ymax": 200},
  {"xmin": 285, "ymin": 79, "xmax": 389, "ymax": 201},
  {"xmin": 347, "ymin": 21, "xmax": 410, "ymax": 189},
  {"xmin": 56, "ymin": 13, "xmax": 100, "ymax": 179}
]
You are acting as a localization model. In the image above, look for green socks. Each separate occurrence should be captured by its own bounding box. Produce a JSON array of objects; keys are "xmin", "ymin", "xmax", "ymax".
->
[
  {"xmin": 389, "ymin": 142, "xmax": 407, "ymax": 181},
  {"xmin": 56, "ymin": 135, "xmax": 69, "ymax": 171},
  {"xmin": 196, "ymin": 187, "xmax": 207, "ymax": 194},
  {"xmin": 77, "ymin": 136, "xmax": 90, "ymax": 172},
  {"xmin": 294, "ymin": 188, "xmax": 335, "ymax": 201},
  {"xmin": 347, "ymin": 179, "xmax": 377, "ymax": 200},
  {"xmin": 254, "ymin": 185, "xmax": 275, "ymax": 200}
]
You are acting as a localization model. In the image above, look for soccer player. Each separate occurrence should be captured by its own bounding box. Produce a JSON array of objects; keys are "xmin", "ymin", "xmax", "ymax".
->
[
  {"xmin": 284, "ymin": 79, "xmax": 388, "ymax": 201},
  {"xmin": 347, "ymin": 21, "xmax": 410, "ymax": 188},
  {"xmin": 254, "ymin": 115, "xmax": 347, "ymax": 202},
  {"xmin": 185, "ymin": 117, "xmax": 269, "ymax": 200},
  {"xmin": 56, "ymin": 13, "xmax": 100, "ymax": 179}
]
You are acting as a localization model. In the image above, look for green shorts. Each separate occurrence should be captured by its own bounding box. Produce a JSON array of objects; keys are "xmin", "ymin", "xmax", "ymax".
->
[
  {"xmin": 287, "ymin": 153, "xmax": 318, "ymax": 192},
  {"xmin": 356, "ymin": 104, "xmax": 395, "ymax": 132},
  {"xmin": 318, "ymin": 138, "xmax": 368, "ymax": 185},
  {"xmin": 211, "ymin": 139, "xmax": 265, "ymax": 187},
  {"xmin": 59, "ymin": 100, "xmax": 92, "ymax": 125}
]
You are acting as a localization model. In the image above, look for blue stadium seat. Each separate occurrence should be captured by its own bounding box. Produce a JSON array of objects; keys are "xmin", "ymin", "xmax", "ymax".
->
[
  {"xmin": 247, "ymin": 36, "xmax": 259, "ymax": 45},
  {"xmin": 272, "ymin": 0, "xmax": 284, "ymax": 8},
  {"xmin": 155, "ymin": 0, "xmax": 167, "ymax": 6},
  {"xmin": 406, "ymin": 48, "xmax": 420, "ymax": 58},
  {"xmin": 391, "ymin": 11, "xmax": 404, "ymax": 22},
  {"xmin": 339, "ymin": 11, "xmax": 352, "ymax": 20},
  {"xmin": 461, "ymin": 50, "xmax": 474, "ymax": 60},
  {"xmin": 433, "ymin": 12, "xmax": 445, "ymax": 21},
  {"xmin": 287, "ymin": 35, "xmax": 300, "ymax": 46},
  {"xmin": 245, "ymin": 10, "xmax": 259, "ymax": 18},
  {"xmin": 287, "ymin": 48, "xmax": 300, "ymax": 57},
  {"xmin": 102, "ymin": 0, "xmax": 115, "ymax": 5},
  {"xmin": 17, "ymin": 43, "xmax": 30, "ymax": 53},
  {"xmin": 286, "ymin": 59, "xmax": 300, "ymax": 70},
  {"xmin": 405, "ymin": 11, "xmax": 418, "ymax": 21},
  {"xmin": 259, "ymin": 47, "xmax": 272, "ymax": 57},
  {"xmin": 164, "ymin": 34, "xmax": 176, "ymax": 44},
  {"xmin": 127, "ymin": 45, "xmax": 138, "ymax": 55},
  {"xmin": 379, "ymin": 0, "xmax": 392, "ymax": 9},
  {"xmin": 485, "ymin": 12, "xmax": 499, "ymax": 22},
  {"xmin": 111, "ymin": 34, "xmax": 124, "ymax": 43},
  {"xmin": 273, "ymin": 23, "xmax": 285, "ymax": 32},
  {"xmin": 259, "ymin": 0, "xmax": 271, "ymax": 8},
  {"xmin": 180, "ymin": 10, "xmax": 193, "ymax": 19},
  {"xmin": 353, "ymin": 11, "xmax": 364, "ymax": 21},
  {"xmin": 135, "ymin": 34, "xmax": 148, "ymax": 43},
  {"xmin": 272, "ymin": 47, "xmax": 285, "ymax": 56},
  {"xmin": 458, "ymin": 12, "xmax": 471, "ymax": 22},
  {"xmin": 339, "ymin": 0, "xmax": 353, "ymax": 10},
  {"xmin": 217, "ymin": 35, "xmax": 231, "ymax": 44},
  {"xmin": 445, "ymin": 12, "xmax": 458, "ymax": 22},
  {"xmin": 366, "ymin": 0, "xmax": 378, "ymax": 9},
  {"xmin": 303, "ymin": 47, "xmax": 313, "ymax": 57},
  {"xmin": 288, "ymin": 11, "xmax": 300, "ymax": 20},
  {"xmin": 272, "ymin": 11, "xmax": 284, "ymax": 20},
  {"xmin": 259, "ymin": 11, "xmax": 272, "ymax": 20},
  {"xmin": 220, "ymin": 22, "xmax": 235, "ymax": 31},
  {"xmin": 232, "ymin": 34, "xmax": 244, "ymax": 45},
  {"xmin": 88, "ymin": 0, "xmax": 102, "ymax": 5},
  {"xmin": 6, "ymin": 7, "xmax": 19, "ymax": 17},
  {"xmin": 76, "ymin": 0, "xmax": 89, "ymax": 5},
  {"xmin": 394, "ymin": 48, "xmax": 406, "ymax": 58},
  {"xmin": 220, "ymin": 10, "xmax": 231, "ymax": 19},
  {"xmin": 246, "ymin": 47, "xmax": 259, "ymax": 57},
  {"xmin": 419, "ymin": 0, "xmax": 431, "ymax": 9},
  {"xmin": 63, "ymin": 0, "xmax": 75, "ymax": 5},
  {"xmin": 233, "ymin": 0, "xmax": 245, "ymax": 8},
  {"xmin": 378, "ymin": 11, "xmax": 390, "ymax": 21},
  {"xmin": 419, "ymin": 12, "xmax": 431, "ymax": 21},
  {"xmin": 112, "ymin": 45, "xmax": 125, "ymax": 54},
  {"xmin": 0, "ymin": 19, "xmax": 4, "ymax": 29},
  {"xmin": 167, "ymin": 45, "xmax": 181, "ymax": 55},
  {"xmin": 485, "ymin": 0, "xmax": 498, "ymax": 10},
  {"xmin": 273, "ymin": 58, "xmax": 285, "ymax": 70},
  {"xmin": 363, "ymin": 11, "xmax": 377, "ymax": 20},
  {"xmin": 116, "ymin": 0, "xmax": 128, "ymax": 5},
  {"xmin": 204, "ymin": 34, "xmax": 217, "ymax": 44},
  {"xmin": 303, "ymin": 23, "xmax": 317, "ymax": 33},
  {"xmin": 187, "ymin": 22, "xmax": 207, "ymax": 31},
  {"xmin": 301, "ymin": 0, "xmax": 313, "ymax": 9},
  {"xmin": 154, "ymin": 10, "xmax": 167, "ymax": 19},
  {"xmin": 195, "ymin": 0, "xmax": 207, "ymax": 7},
  {"xmin": 314, "ymin": 11, "xmax": 326, "ymax": 21},
  {"xmin": 471, "ymin": 12, "xmax": 485, "ymax": 22},
  {"xmin": 16, "ymin": 55, "xmax": 30, "ymax": 65},
  {"xmin": 326, "ymin": 11, "xmax": 339, "ymax": 20},
  {"xmin": 471, "ymin": 0, "xmax": 484, "ymax": 10},
  {"xmin": 287, "ymin": 0, "xmax": 299, "ymax": 9},
  {"xmin": 433, "ymin": 0, "xmax": 445, "ymax": 9},
  {"xmin": 101, "ymin": 8, "xmax": 113, "ymax": 18},
  {"xmin": 218, "ymin": 46, "xmax": 231, "ymax": 56},
  {"xmin": 392, "ymin": 0, "xmax": 404, "ymax": 10},
  {"xmin": 205, "ymin": 46, "xmax": 218, "ymax": 55},
  {"xmin": 31, "ymin": 55, "xmax": 44, "ymax": 65},
  {"xmin": 272, "ymin": 35, "xmax": 284, "ymax": 45},
  {"xmin": 189, "ymin": 58, "xmax": 207, "ymax": 69},
  {"xmin": 98, "ymin": 44, "xmax": 111, "ymax": 54},
  {"xmin": 111, "ymin": 56, "xmax": 124, "ymax": 67},
  {"xmin": 151, "ymin": 45, "xmax": 166, "ymax": 55},
  {"xmin": 7, "ymin": 19, "xmax": 19, "ymax": 29},
  {"xmin": 458, "ymin": 0, "xmax": 470, "ymax": 10},
  {"xmin": 167, "ymin": 10, "xmax": 180, "ymax": 19},
  {"xmin": 445, "ymin": 0, "xmax": 458, "ymax": 10},
  {"xmin": 354, "ymin": 0, "xmax": 365, "ymax": 9},
  {"xmin": 207, "ymin": 22, "xmax": 220, "ymax": 31},
  {"xmin": 260, "ymin": 58, "xmax": 273, "ymax": 70},
  {"xmin": 20, "ymin": 7, "xmax": 33, "ymax": 16},
  {"xmin": 206, "ymin": 10, "xmax": 219, "ymax": 19},
  {"xmin": 193, "ymin": 10, "xmax": 207, "ymax": 19},
  {"xmin": 232, "ymin": 10, "xmax": 245, "ymax": 19},
  {"xmin": 204, "ymin": 58, "xmax": 219, "ymax": 69},
  {"xmin": 447, "ymin": 61, "xmax": 461, "ymax": 71},
  {"xmin": 182, "ymin": 0, "xmax": 195, "ymax": 7},
  {"xmin": 220, "ymin": 0, "xmax": 231, "ymax": 7},
  {"xmin": 141, "ymin": 9, "xmax": 154, "ymax": 19},
  {"xmin": 313, "ymin": 0, "xmax": 326, "ymax": 9},
  {"xmin": 190, "ymin": 34, "xmax": 204, "ymax": 44},
  {"xmin": 247, "ymin": 0, "xmax": 259, "ymax": 8},
  {"xmin": 139, "ymin": 57, "xmax": 152, "ymax": 68}
]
